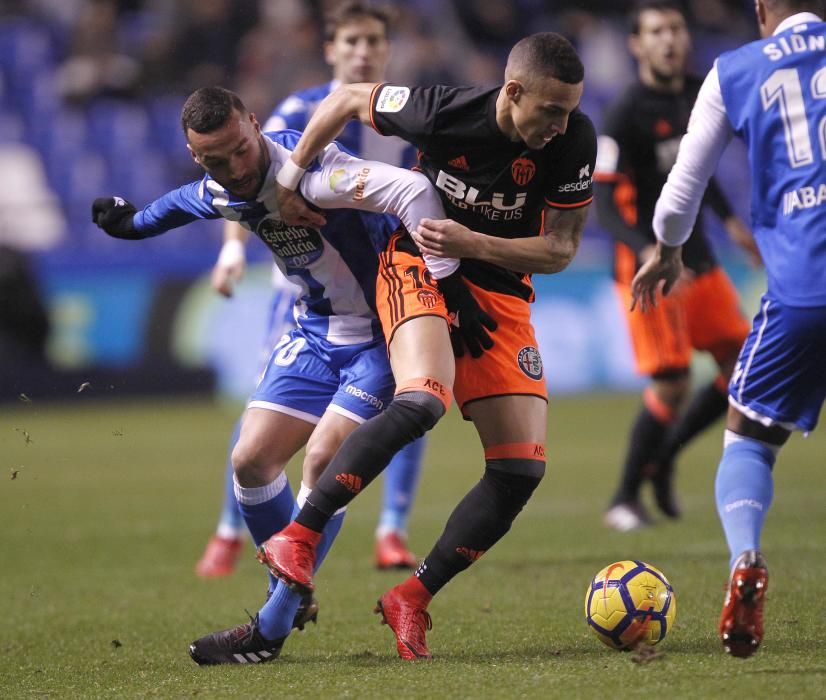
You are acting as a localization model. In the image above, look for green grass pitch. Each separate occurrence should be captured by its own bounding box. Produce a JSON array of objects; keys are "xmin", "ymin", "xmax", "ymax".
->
[{"xmin": 2, "ymin": 394, "xmax": 824, "ymax": 698}]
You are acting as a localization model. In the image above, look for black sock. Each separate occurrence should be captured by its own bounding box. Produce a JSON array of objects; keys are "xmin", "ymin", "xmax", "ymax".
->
[
  {"xmin": 416, "ymin": 466, "xmax": 542, "ymax": 595},
  {"xmin": 297, "ymin": 394, "xmax": 443, "ymax": 532},
  {"xmin": 656, "ymin": 382, "xmax": 728, "ymax": 467},
  {"xmin": 612, "ymin": 405, "xmax": 669, "ymax": 505}
]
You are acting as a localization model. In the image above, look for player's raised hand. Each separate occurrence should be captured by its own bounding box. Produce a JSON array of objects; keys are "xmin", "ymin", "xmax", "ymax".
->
[
  {"xmin": 413, "ymin": 218, "xmax": 478, "ymax": 258},
  {"xmin": 91, "ymin": 196, "xmax": 138, "ymax": 239},
  {"xmin": 275, "ymin": 183, "xmax": 326, "ymax": 228},
  {"xmin": 211, "ymin": 239, "xmax": 246, "ymax": 298},
  {"xmin": 630, "ymin": 242, "xmax": 684, "ymax": 313},
  {"xmin": 436, "ymin": 270, "xmax": 497, "ymax": 358}
]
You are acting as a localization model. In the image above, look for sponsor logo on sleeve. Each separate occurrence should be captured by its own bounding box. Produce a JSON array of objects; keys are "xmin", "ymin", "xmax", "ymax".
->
[
  {"xmin": 329, "ymin": 168, "xmax": 347, "ymax": 193},
  {"xmin": 376, "ymin": 85, "xmax": 410, "ymax": 113},
  {"xmin": 557, "ymin": 163, "xmax": 593, "ymax": 193},
  {"xmin": 328, "ymin": 166, "xmax": 371, "ymax": 201}
]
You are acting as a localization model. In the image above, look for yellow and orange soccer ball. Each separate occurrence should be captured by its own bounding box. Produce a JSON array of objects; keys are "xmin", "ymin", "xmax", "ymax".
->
[{"xmin": 585, "ymin": 560, "xmax": 677, "ymax": 650}]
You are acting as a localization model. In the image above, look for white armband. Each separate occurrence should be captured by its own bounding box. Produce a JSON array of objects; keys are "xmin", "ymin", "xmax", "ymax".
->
[
  {"xmin": 217, "ymin": 238, "xmax": 245, "ymax": 267},
  {"xmin": 423, "ymin": 254, "xmax": 459, "ymax": 280},
  {"xmin": 276, "ymin": 158, "xmax": 307, "ymax": 191}
]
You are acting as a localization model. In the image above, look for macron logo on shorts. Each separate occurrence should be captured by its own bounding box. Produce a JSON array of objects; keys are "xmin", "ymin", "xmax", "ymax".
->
[
  {"xmin": 345, "ymin": 384, "xmax": 384, "ymax": 410},
  {"xmin": 376, "ymin": 86, "xmax": 410, "ymax": 113}
]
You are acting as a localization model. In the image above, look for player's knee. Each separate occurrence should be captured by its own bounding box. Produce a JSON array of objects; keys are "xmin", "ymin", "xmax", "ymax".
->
[
  {"xmin": 389, "ymin": 389, "xmax": 448, "ymax": 438},
  {"xmin": 231, "ymin": 439, "xmax": 282, "ymax": 486},
  {"xmin": 302, "ymin": 438, "xmax": 339, "ymax": 486},
  {"xmin": 482, "ymin": 466, "xmax": 544, "ymax": 521}
]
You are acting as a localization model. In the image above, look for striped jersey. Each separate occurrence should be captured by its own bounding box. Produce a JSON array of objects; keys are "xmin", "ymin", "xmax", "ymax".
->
[{"xmin": 133, "ymin": 130, "xmax": 443, "ymax": 344}]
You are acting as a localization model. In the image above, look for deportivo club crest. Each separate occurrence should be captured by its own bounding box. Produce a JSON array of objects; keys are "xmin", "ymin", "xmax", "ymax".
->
[
  {"xmin": 517, "ymin": 346, "xmax": 543, "ymax": 380},
  {"xmin": 257, "ymin": 217, "xmax": 324, "ymax": 270},
  {"xmin": 511, "ymin": 157, "xmax": 536, "ymax": 186}
]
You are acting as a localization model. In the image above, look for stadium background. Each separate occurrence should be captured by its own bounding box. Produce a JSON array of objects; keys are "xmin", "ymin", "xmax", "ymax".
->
[
  {"xmin": 0, "ymin": 0, "xmax": 764, "ymax": 401},
  {"xmin": 3, "ymin": 4, "xmax": 826, "ymax": 696}
]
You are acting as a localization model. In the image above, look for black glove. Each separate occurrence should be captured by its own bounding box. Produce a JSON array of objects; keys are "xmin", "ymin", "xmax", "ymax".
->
[
  {"xmin": 436, "ymin": 269, "xmax": 497, "ymax": 358},
  {"xmin": 91, "ymin": 197, "xmax": 138, "ymax": 239}
]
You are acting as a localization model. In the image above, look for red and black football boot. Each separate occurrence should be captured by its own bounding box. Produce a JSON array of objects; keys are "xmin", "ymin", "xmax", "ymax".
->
[
  {"xmin": 374, "ymin": 583, "xmax": 433, "ymax": 660},
  {"xmin": 719, "ymin": 550, "xmax": 769, "ymax": 658},
  {"xmin": 256, "ymin": 521, "xmax": 321, "ymax": 595}
]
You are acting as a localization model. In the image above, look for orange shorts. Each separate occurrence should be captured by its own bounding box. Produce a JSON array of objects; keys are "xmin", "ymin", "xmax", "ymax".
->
[
  {"xmin": 617, "ymin": 266, "xmax": 750, "ymax": 376},
  {"xmin": 375, "ymin": 231, "xmax": 449, "ymax": 345},
  {"xmin": 454, "ymin": 280, "xmax": 548, "ymax": 414}
]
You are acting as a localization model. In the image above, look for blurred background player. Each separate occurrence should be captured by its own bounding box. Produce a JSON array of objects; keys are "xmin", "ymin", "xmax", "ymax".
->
[
  {"xmin": 196, "ymin": 1, "xmax": 424, "ymax": 578},
  {"xmin": 631, "ymin": 0, "xmax": 826, "ymax": 658},
  {"xmin": 594, "ymin": 0, "xmax": 759, "ymax": 532}
]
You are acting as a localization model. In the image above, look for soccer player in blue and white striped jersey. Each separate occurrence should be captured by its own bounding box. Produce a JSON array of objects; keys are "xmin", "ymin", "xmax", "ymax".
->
[
  {"xmin": 92, "ymin": 85, "xmax": 455, "ymax": 664},
  {"xmin": 198, "ymin": 1, "xmax": 424, "ymax": 579}
]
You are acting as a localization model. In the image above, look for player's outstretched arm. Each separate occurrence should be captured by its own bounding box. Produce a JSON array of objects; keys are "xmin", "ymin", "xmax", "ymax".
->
[
  {"xmin": 276, "ymin": 83, "xmax": 376, "ymax": 226},
  {"xmin": 413, "ymin": 204, "xmax": 588, "ymax": 275},
  {"xmin": 91, "ymin": 197, "xmax": 140, "ymax": 239},
  {"xmin": 92, "ymin": 182, "xmax": 221, "ymax": 240},
  {"xmin": 653, "ymin": 64, "xmax": 733, "ymax": 248},
  {"xmin": 299, "ymin": 145, "xmax": 458, "ymax": 280}
]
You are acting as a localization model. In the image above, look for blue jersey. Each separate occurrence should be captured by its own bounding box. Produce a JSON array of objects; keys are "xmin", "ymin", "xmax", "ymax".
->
[
  {"xmin": 133, "ymin": 130, "xmax": 400, "ymax": 345},
  {"xmin": 264, "ymin": 81, "xmax": 417, "ymax": 169},
  {"xmin": 716, "ymin": 18, "xmax": 826, "ymax": 307}
]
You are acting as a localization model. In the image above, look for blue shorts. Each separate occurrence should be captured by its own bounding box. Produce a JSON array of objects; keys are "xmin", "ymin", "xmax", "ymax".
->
[
  {"xmin": 729, "ymin": 292, "xmax": 826, "ymax": 432},
  {"xmin": 249, "ymin": 326, "xmax": 395, "ymax": 425}
]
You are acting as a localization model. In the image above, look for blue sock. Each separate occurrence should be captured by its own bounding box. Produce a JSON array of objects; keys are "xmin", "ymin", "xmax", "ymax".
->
[
  {"xmin": 715, "ymin": 434, "xmax": 776, "ymax": 570},
  {"xmin": 378, "ymin": 436, "xmax": 426, "ymax": 533},
  {"xmin": 217, "ymin": 420, "xmax": 245, "ymax": 536},
  {"xmin": 235, "ymin": 473, "xmax": 295, "ymax": 592},
  {"xmin": 257, "ymin": 496, "xmax": 346, "ymax": 640}
]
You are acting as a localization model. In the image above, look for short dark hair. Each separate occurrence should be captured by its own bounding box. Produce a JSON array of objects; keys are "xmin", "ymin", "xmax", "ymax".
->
[
  {"xmin": 181, "ymin": 86, "xmax": 247, "ymax": 135},
  {"xmin": 506, "ymin": 33, "xmax": 584, "ymax": 86},
  {"xmin": 323, "ymin": 1, "xmax": 392, "ymax": 42},
  {"xmin": 628, "ymin": 1, "xmax": 687, "ymax": 34},
  {"xmin": 764, "ymin": 0, "xmax": 825, "ymax": 13}
]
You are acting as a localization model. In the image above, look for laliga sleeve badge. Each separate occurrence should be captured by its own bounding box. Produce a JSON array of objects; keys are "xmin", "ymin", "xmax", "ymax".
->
[
  {"xmin": 517, "ymin": 346, "xmax": 544, "ymax": 380},
  {"xmin": 376, "ymin": 85, "xmax": 410, "ymax": 113}
]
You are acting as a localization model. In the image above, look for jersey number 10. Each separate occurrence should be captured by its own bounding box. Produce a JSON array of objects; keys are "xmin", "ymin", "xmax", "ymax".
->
[{"xmin": 761, "ymin": 67, "xmax": 826, "ymax": 168}]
